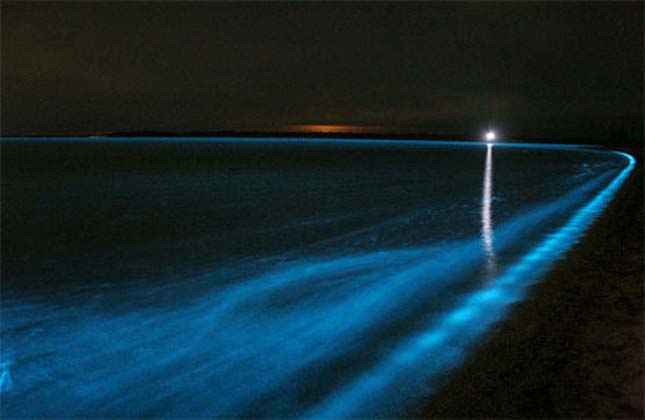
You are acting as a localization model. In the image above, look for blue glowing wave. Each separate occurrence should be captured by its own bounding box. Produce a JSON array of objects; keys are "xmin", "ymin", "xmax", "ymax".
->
[
  {"xmin": 0, "ymin": 136, "xmax": 598, "ymax": 150},
  {"xmin": 307, "ymin": 152, "xmax": 635, "ymax": 418},
  {"xmin": 0, "ymin": 150, "xmax": 634, "ymax": 418}
]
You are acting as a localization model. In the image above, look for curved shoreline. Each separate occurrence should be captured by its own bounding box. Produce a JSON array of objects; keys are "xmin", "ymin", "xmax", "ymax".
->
[{"xmin": 424, "ymin": 148, "xmax": 643, "ymax": 418}]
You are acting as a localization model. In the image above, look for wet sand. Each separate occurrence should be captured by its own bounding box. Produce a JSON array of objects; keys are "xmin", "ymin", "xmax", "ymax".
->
[{"xmin": 424, "ymin": 147, "xmax": 643, "ymax": 418}]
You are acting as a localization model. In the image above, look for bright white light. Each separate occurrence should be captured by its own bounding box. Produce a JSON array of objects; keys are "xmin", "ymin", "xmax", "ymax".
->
[
  {"xmin": 485, "ymin": 131, "xmax": 496, "ymax": 142},
  {"xmin": 481, "ymin": 143, "xmax": 496, "ymax": 275}
]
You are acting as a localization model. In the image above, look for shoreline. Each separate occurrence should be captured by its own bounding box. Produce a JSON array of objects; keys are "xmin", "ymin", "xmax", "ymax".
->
[
  {"xmin": 1, "ymin": 132, "xmax": 639, "ymax": 150},
  {"xmin": 424, "ymin": 147, "xmax": 643, "ymax": 418}
]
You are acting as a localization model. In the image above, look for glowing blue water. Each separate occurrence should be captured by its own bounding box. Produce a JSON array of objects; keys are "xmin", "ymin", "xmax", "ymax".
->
[{"xmin": 0, "ymin": 139, "xmax": 634, "ymax": 418}]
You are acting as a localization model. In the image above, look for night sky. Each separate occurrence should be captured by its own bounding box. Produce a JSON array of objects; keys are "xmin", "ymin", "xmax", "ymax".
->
[{"xmin": 2, "ymin": 2, "xmax": 643, "ymax": 141}]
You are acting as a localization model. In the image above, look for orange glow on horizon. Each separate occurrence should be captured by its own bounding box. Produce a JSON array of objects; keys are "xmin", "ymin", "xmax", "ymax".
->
[{"xmin": 284, "ymin": 124, "xmax": 384, "ymax": 134}]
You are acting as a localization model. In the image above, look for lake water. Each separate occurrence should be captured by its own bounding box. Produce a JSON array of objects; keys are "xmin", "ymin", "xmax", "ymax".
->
[{"xmin": 0, "ymin": 138, "xmax": 634, "ymax": 418}]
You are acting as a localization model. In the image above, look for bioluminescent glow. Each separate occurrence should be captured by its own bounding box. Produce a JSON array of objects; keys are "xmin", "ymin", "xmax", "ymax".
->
[
  {"xmin": 306, "ymin": 152, "xmax": 634, "ymax": 418},
  {"xmin": 0, "ymin": 362, "xmax": 12, "ymax": 393},
  {"xmin": 481, "ymin": 143, "xmax": 496, "ymax": 275},
  {"xmin": 0, "ymin": 140, "xmax": 634, "ymax": 418},
  {"xmin": 0, "ymin": 136, "xmax": 597, "ymax": 151}
]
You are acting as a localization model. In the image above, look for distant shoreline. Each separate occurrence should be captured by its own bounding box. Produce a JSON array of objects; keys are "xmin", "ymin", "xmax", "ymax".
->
[{"xmin": 0, "ymin": 130, "xmax": 639, "ymax": 148}]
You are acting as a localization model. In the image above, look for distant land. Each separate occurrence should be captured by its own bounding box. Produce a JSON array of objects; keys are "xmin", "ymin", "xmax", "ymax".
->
[{"xmin": 2, "ymin": 129, "xmax": 640, "ymax": 148}]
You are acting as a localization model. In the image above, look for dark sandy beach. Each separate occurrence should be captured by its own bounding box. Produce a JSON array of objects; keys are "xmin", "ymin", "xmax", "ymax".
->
[{"xmin": 425, "ymin": 147, "xmax": 643, "ymax": 418}]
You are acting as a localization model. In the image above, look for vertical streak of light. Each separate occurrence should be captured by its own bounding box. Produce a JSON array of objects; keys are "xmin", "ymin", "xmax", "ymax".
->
[
  {"xmin": 306, "ymin": 152, "xmax": 634, "ymax": 420},
  {"xmin": 481, "ymin": 143, "xmax": 496, "ymax": 275}
]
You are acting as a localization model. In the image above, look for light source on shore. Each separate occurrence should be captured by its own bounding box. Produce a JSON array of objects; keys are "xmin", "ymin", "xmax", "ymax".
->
[{"xmin": 485, "ymin": 131, "xmax": 496, "ymax": 142}]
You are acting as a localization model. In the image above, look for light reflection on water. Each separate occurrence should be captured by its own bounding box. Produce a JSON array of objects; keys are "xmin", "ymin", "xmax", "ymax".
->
[
  {"xmin": 0, "ymin": 142, "xmax": 635, "ymax": 418},
  {"xmin": 481, "ymin": 143, "xmax": 497, "ymax": 277},
  {"xmin": 308, "ymin": 151, "xmax": 634, "ymax": 418}
]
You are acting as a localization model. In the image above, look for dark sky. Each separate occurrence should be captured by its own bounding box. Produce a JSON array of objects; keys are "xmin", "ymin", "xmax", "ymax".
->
[{"xmin": 2, "ymin": 2, "xmax": 643, "ymax": 140}]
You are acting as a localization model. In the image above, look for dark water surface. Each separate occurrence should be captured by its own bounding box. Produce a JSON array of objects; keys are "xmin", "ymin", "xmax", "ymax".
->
[{"xmin": 0, "ymin": 138, "xmax": 634, "ymax": 418}]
